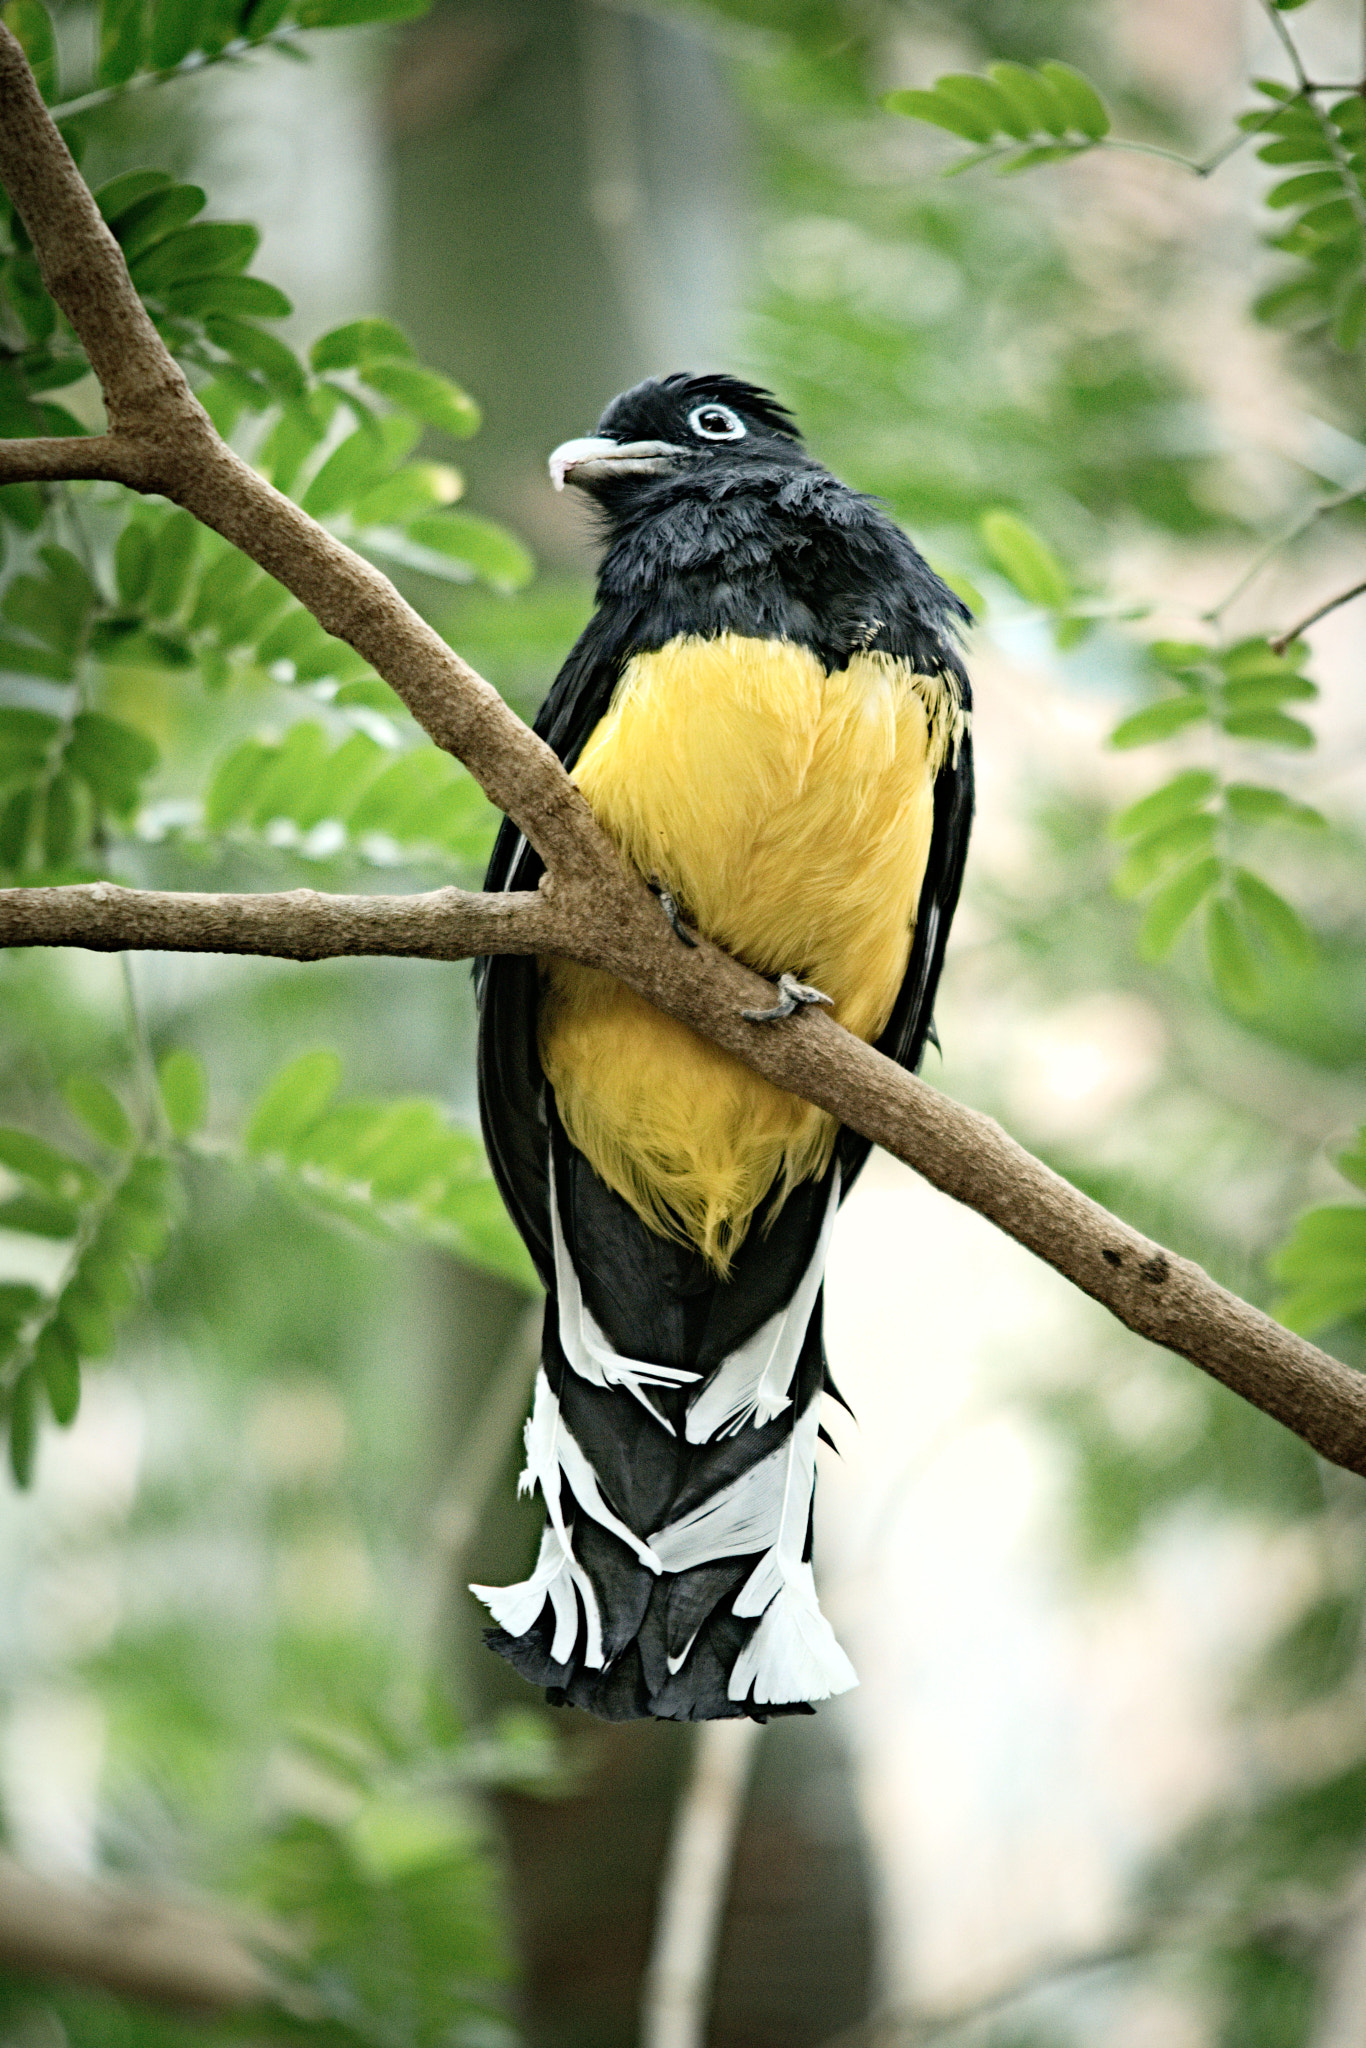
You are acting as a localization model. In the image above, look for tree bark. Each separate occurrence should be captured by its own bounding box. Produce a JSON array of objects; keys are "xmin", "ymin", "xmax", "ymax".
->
[{"xmin": 0, "ymin": 22, "xmax": 1363, "ymax": 1484}]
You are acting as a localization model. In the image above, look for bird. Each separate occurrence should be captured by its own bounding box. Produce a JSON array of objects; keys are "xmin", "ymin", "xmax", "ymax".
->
[{"xmin": 471, "ymin": 373, "xmax": 973, "ymax": 1722}]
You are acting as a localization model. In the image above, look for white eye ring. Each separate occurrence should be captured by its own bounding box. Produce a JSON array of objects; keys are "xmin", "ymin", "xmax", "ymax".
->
[{"xmin": 687, "ymin": 402, "xmax": 746, "ymax": 442}]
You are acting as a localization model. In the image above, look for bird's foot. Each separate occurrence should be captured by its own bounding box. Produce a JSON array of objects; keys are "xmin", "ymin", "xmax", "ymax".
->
[
  {"xmin": 649, "ymin": 877, "xmax": 697, "ymax": 948},
  {"xmin": 743, "ymin": 972, "xmax": 833, "ymax": 1024}
]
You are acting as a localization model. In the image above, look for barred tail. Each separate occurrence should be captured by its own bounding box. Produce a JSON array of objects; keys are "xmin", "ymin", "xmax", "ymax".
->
[{"xmin": 471, "ymin": 1163, "xmax": 855, "ymax": 1722}]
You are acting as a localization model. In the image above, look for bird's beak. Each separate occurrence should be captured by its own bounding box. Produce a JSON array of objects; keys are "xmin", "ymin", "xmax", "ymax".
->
[{"xmin": 548, "ymin": 436, "xmax": 683, "ymax": 492}]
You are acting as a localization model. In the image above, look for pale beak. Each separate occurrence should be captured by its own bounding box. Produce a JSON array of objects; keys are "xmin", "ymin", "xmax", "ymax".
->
[{"xmin": 548, "ymin": 435, "xmax": 684, "ymax": 491}]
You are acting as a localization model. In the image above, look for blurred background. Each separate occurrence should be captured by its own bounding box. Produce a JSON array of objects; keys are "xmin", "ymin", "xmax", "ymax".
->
[{"xmin": 1, "ymin": 1, "xmax": 1365, "ymax": 2045}]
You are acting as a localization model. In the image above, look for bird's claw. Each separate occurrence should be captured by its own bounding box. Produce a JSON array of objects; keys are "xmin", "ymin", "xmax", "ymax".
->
[
  {"xmin": 743, "ymin": 972, "xmax": 833, "ymax": 1024},
  {"xmin": 650, "ymin": 877, "xmax": 697, "ymax": 948}
]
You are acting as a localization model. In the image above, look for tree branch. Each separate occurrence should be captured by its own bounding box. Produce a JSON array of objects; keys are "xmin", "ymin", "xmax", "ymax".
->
[
  {"xmin": 1271, "ymin": 577, "xmax": 1366, "ymax": 654},
  {"xmin": 1, "ymin": 25, "xmax": 1365, "ymax": 1483},
  {"xmin": 0, "ymin": 1851, "xmax": 302, "ymax": 2013},
  {"xmin": 0, "ymin": 879, "xmax": 565, "ymax": 960}
]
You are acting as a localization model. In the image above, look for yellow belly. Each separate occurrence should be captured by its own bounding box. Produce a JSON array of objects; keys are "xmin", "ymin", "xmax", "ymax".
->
[{"xmin": 539, "ymin": 632, "xmax": 965, "ymax": 1269}]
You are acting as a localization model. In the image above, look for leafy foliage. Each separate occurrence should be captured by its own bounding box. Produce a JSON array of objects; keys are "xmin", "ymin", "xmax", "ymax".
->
[
  {"xmin": 202, "ymin": 719, "xmax": 498, "ymax": 870},
  {"xmin": 0, "ymin": 1084, "xmax": 178, "ymax": 1482},
  {"xmin": 246, "ymin": 1053, "xmax": 536, "ymax": 1289},
  {"xmin": 885, "ymin": 59, "xmax": 1110, "ymax": 174},
  {"xmin": 1244, "ymin": 82, "xmax": 1366, "ymax": 354},
  {"xmin": 1104, "ymin": 639, "xmax": 1321, "ymax": 1002},
  {"xmin": 1272, "ymin": 1128, "xmax": 1366, "ymax": 1334}
]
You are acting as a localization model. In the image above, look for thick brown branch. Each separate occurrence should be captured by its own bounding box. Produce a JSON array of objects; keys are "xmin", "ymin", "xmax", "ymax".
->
[
  {"xmin": 0, "ymin": 880, "xmax": 564, "ymax": 959},
  {"xmin": 0, "ymin": 434, "xmax": 145, "ymax": 483},
  {"xmin": 0, "ymin": 24, "xmax": 1363, "ymax": 1483}
]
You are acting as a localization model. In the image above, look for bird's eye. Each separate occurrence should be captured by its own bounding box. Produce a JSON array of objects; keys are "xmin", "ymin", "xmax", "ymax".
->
[{"xmin": 687, "ymin": 403, "xmax": 746, "ymax": 442}]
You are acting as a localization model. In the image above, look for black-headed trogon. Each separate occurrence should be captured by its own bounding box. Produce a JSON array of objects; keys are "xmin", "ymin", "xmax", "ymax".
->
[{"xmin": 472, "ymin": 375, "xmax": 973, "ymax": 1722}]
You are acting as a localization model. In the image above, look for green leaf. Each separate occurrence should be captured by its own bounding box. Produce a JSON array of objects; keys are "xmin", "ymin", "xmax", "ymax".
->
[
  {"xmin": 95, "ymin": 170, "xmax": 172, "ymax": 225},
  {"xmin": 294, "ymin": 0, "xmax": 428, "ymax": 24},
  {"xmin": 164, "ymin": 273, "xmax": 293, "ymax": 320},
  {"xmin": 1109, "ymin": 697, "xmax": 1209, "ymax": 749},
  {"xmin": 65, "ymin": 712, "xmax": 159, "ymax": 816},
  {"xmin": 1206, "ymin": 895, "xmax": 1261, "ymax": 1006},
  {"xmin": 1224, "ymin": 782, "xmax": 1326, "ymax": 828},
  {"xmin": 1113, "ymin": 812, "xmax": 1217, "ymax": 898},
  {"xmin": 1221, "ymin": 709, "xmax": 1315, "ymax": 747},
  {"xmin": 8, "ymin": 1367, "xmax": 38, "ymax": 1486},
  {"xmin": 63, "ymin": 1075, "xmax": 134, "ymax": 1151},
  {"xmin": 3, "ymin": 0, "xmax": 57, "ymax": 101},
  {"xmin": 0, "ymin": 1129, "xmax": 94, "ymax": 1199},
  {"xmin": 301, "ymin": 418, "xmax": 420, "ymax": 519},
  {"xmin": 157, "ymin": 1049, "xmax": 207, "ymax": 1138},
  {"xmin": 247, "ymin": 1051, "xmax": 343, "ymax": 1155},
  {"xmin": 1267, "ymin": 170, "xmax": 1345, "ymax": 209},
  {"xmin": 1139, "ymin": 855, "xmax": 1222, "ymax": 959},
  {"xmin": 36, "ymin": 1321, "xmax": 79, "ymax": 1426},
  {"xmin": 41, "ymin": 770, "xmax": 78, "ymax": 865},
  {"xmin": 979, "ymin": 509, "xmax": 1071, "ymax": 607},
  {"xmin": 1333, "ymin": 276, "xmax": 1366, "ymax": 351},
  {"xmin": 204, "ymin": 315, "xmax": 306, "ymax": 399},
  {"xmin": 1037, "ymin": 61, "xmax": 1110, "ymax": 138},
  {"xmin": 1336, "ymin": 1137, "xmax": 1366, "ymax": 1196},
  {"xmin": 400, "ymin": 513, "xmax": 534, "ymax": 592},
  {"xmin": 884, "ymin": 87, "xmax": 997, "ymax": 144},
  {"xmin": 309, "ymin": 319, "xmax": 415, "ymax": 372},
  {"xmin": 932, "ymin": 72, "xmax": 1030, "ymax": 140},
  {"xmin": 147, "ymin": 0, "xmax": 207, "ymax": 69},
  {"xmin": 987, "ymin": 62, "xmax": 1069, "ymax": 137},
  {"xmin": 115, "ymin": 521, "xmax": 155, "ymax": 608},
  {"xmin": 97, "ymin": 0, "xmax": 146, "ymax": 84},
  {"xmin": 146, "ymin": 509, "xmax": 200, "ymax": 618},
  {"xmin": 1149, "ymin": 640, "xmax": 1215, "ymax": 675},
  {"xmin": 358, "ymin": 362, "xmax": 481, "ymax": 439},
  {"xmin": 130, "ymin": 222, "xmax": 260, "ymax": 292},
  {"xmin": 1222, "ymin": 680, "xmax": 1317, "ymax": 718},
  {"xmin": 350, "ymin": 462, "xmax": 463, "ymax": 526},
  {"xmin": 113, "ymin": 184, "xmax": 206, "ymax": 262},
  {"xmin": 0, "ymin": 707, "xmax": 58, "ymax": 775},
  {"xmin": 1274, "ymin": 1206, "xmax": 1366, "ymax": 1331},
  {"xmin": 1111, "ymin": 770, "xmax": 1218, "ymax": 841},
  {"xmin": 1231, "ymin": 867, "xmax": 1314, "ymax": 964},
  {"xmin": 0, "ymin": 1193, "xmax": 79, "ymax": 1237}
]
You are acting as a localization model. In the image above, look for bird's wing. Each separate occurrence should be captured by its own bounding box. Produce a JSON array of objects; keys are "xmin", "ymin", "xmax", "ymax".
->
[
  {"xmin": 477, "ymin": 607, "xmax": 639, "ymax": 1285},
  {"xmin": 836, "ymin": 665, "xmax": 975, "ymax": 1194}
]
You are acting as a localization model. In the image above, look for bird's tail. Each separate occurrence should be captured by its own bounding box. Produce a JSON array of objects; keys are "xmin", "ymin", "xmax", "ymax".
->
[{"xmin": 470, "ymin": 1147, "xmax": 856, "ymax": 1721}]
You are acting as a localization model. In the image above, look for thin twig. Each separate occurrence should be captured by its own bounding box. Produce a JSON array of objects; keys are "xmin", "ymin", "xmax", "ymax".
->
[
  {"xmin": 48, "ymin": 25, "xmax": 309, "ymax": 122},
  {"xmin": 1271, "ymin": 576, "xmax": 1366, "ymax": 653},
  {"xmin": 1203, "ymin": 484, "xmax": 1366, "ymax": 624}
]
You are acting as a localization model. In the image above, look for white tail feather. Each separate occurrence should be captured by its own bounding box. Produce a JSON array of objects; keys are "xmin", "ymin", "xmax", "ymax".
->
[
  {"xmin": 550, "ymin": 1151, "xmax": 700, "ymax": 1429},
  {"xmin": 520, "ymin": 1367, "xmax": 663, "ymax": 1572},
  {"xmin": 470, "ymin": 1523, "xmax": 606, "ymax": 1668},
  {"xmin": 648, "ymin": 1436, "xmax": 789, "ymax": 1573},
  {"xmin": 726, "ymin": 1562, "xmax": 858, "ymax": 1704},
  {"xmin": 726, "ymin": 1392, "xmax": 858, "ymax": 1704},
  {"xmin": 685, "ymin": 1166, "xmax": 840, "ymax": 1444}
]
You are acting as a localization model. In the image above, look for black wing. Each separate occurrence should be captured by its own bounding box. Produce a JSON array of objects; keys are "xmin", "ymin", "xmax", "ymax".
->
[
  {"xmin": 476, "ymin": 605, "xmax": 642, "ymax": 1284},
  {"xmin": 835, "ymin": 684, "xmax": 974, "ymax": 1194}
]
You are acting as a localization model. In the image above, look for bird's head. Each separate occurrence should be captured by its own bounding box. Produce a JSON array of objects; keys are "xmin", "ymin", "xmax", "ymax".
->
[{"xmin": 548, "ymin": 374, "xmax": 807, "ymax": 514}]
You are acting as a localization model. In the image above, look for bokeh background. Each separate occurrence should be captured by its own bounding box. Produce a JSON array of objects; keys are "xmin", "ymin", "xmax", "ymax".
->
[{"xmin": 1, "ymin": 2, "xmax": 1365, "ymax": 2046}]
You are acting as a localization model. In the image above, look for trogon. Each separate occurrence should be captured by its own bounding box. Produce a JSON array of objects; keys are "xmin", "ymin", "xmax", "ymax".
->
[{"xmin": 472, "ymin": 374, "xmax": 973, "ymax": 1722}]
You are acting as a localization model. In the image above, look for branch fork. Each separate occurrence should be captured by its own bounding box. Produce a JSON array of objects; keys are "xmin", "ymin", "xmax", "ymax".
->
[{"xmin": 0, "ymin": 23, "xmax": 1363, "ymax": 1479}]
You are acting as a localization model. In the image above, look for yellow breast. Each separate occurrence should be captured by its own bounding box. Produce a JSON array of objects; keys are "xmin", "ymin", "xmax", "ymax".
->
[{"xmin": 539, "ymin": 632, "xmax": 963, "ymax": 1269}]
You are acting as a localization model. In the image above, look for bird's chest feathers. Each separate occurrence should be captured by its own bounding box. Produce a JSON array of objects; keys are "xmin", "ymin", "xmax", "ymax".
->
[{"xmin": 571, "ymin": 632, "xmax": 954, "ymax": 1034}]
